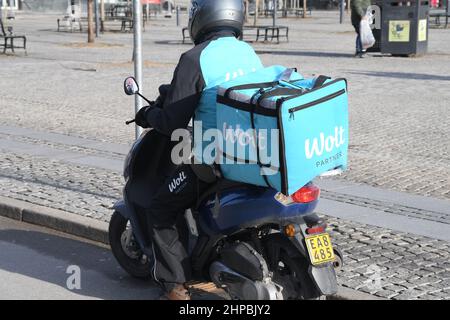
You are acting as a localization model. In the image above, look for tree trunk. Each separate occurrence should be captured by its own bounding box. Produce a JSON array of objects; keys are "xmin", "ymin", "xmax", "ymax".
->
[
  {"xmin": 254, "ymin": 0, "xmax": 260, "ymax": 26},
  {"xmin": 244, "ymin": 0, "xmax": 249, "ymax": 23},
  {"xmin": 303, "ymin": 0, "xmax": 306, "ymax": 18},
  {"xmin": 100, "ymin": 0, "xmax": 105, "ymax": 21},
  {"xmin": 87, "ymin": 0, "xmax": 94, "ymax": 43}
]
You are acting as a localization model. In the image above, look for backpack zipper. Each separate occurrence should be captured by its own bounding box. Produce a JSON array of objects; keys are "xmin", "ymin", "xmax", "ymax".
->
[{"xmin": 288, "ymin": 88, "xmax": 346, "ymax": 119}]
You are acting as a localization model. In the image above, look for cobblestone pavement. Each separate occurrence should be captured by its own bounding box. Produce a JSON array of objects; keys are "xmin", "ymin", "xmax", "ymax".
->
[
  {"xmin": 321, "ymin": 190, "xmax": 450, "ymax": 225},
  {"xmin": 1, "ymin": 127, "xmax": 449, "ymax": 300},
  {"xmin": 329, "ymin": 218, "xmax": 450, "ymax": 300},
  {"xmin": 0, "ymin": 11, "xmax": 449, "ymax": 299},
  {"xmin": 0, "ymin": 11, "xmax": 449, "ymax": 199}
]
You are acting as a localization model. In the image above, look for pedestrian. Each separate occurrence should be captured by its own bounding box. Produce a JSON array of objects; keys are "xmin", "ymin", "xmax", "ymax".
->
[{"xmin": 351, "ymin": 0, "xmax": 372, "ymax": 57}]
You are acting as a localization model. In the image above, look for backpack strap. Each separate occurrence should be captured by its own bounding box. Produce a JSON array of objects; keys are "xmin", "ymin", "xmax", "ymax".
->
[
  {"xmin": 248, "ymin": 104, "xmax": 272, "ymax": 188},
  {"xmin": 224, "ymin": 81, "xmax": 279, "ymax": 98},
  {"xmin": 312, "ymin": 75, "xmax": 331, "ymax": 89},
  {"xmin": 279, "ymin": 68, "xmax": 295, "ymax": 82},
  {"xmin": 256, "ymin": 87, "xmax": 303, "ymax": 105}
]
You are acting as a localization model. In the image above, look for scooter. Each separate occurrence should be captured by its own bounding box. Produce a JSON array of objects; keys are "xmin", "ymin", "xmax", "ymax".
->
[{"xmin": 108, "ymin": 77, "xmax": 343, "ymax": 300}]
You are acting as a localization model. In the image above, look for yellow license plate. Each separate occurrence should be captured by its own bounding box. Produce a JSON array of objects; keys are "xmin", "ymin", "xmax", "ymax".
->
[{"xmin": 305, "ymin": 233, "xmax": 335, "ymax": 266}]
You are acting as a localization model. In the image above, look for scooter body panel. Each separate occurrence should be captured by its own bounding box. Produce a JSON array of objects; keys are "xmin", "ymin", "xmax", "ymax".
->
[
  {"xmin": 113, "ymin": 127, "xmax": 338, "ymax": 298},
  {"xmin": 198, "ymin": 187, "xmax": 319, "ymax": 234}
]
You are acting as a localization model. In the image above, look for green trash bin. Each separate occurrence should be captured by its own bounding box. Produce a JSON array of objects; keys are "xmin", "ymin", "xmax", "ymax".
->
[{"xmin": 381, "ymin": 0, "xmax": 430, "ymax": 56}]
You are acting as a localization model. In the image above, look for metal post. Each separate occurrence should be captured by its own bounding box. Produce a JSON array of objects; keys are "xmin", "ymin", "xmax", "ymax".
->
[
  {"xmin": 339, "ymin": 0, "xmax": 344, "ymax": 24},
  {"xmin": 95, "ymin": 0, "xmax": 99, "ymax": 37},
  {"xmin": 176, "ymin": 5, "xmax": 179, "ymax": 26},
  {"xmin": 100, "ymin": 0, "xmax": 105, "ymax": 32},
  {"xmin": 273, "ymin": 0, "xmax": 277, "ymax": 27},
  {"xmin": 133, "ymin": 0, "xmax": 143, "ymax": 138}
]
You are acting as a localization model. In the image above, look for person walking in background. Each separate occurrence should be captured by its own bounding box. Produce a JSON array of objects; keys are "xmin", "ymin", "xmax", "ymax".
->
[{"xmin": 351, "ymin": 0, "xmax": 371, "ymax": 57}]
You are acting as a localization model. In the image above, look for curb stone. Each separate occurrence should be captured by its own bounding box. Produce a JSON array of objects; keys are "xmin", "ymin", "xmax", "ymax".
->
[
  {"xmin": 0, "ymin": 195, "xmax": 109, "ymax": 244},
  {"xmin": 0, "ymin": 195, "xmax": 384, "ymax": 300}
]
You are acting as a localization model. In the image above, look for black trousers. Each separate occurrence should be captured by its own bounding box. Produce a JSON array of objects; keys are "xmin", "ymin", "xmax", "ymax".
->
[{"xmin": 146, "ymin": 164, "xmax": 212, "ymax": 291}]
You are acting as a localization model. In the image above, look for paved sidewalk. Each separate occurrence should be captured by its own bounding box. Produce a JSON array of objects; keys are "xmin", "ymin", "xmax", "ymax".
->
[{"xmin": 0, "ymin": 11, "xmax": 449, "ymax": 300}]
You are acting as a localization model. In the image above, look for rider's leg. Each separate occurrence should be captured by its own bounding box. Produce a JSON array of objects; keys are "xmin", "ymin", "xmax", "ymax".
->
[{"xmin": 146, "ymin": 164, "xmax": 211, "ymax": 298}]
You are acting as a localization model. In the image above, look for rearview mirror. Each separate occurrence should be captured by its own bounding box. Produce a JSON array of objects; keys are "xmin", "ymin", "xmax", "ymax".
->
[{"xmin": 124, "ymin": 77, "xmax": 139, "ymax": 96}]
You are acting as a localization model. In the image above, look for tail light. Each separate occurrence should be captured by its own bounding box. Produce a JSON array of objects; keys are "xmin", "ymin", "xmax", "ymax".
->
[
  {"xmin": 291, "ymin": 185, "xmax": 320, "ymax": 203},
  {"xmin": 306, "ymin": 225, "xmax": 326, "ymax": 235}
]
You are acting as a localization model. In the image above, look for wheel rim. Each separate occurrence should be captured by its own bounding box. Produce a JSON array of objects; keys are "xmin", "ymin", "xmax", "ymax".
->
[
  {"xmin": 120, "ymin": 221, "xmax": 148, "ymax": 265},
  {"xmin": 272, "ymin": 254, "xmax": 303, "ymax": 299}
]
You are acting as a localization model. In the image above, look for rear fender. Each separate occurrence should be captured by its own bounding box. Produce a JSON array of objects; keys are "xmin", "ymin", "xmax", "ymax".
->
[
  {"xmin": 288, "ymin": 231, "xmax": 338, "ymax": 296},
  {"xmin": 309, "ymin": 264, "xmax": 338, "ymax": 295}
]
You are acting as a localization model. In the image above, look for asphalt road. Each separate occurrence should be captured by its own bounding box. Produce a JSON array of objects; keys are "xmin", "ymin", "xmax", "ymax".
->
[{"xmin": 0, "ymin": 215, "xmax": 161, "ymax": 300}]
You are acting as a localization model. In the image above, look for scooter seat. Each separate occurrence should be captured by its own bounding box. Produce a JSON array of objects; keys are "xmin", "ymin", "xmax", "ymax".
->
[{"xmin": 194, "ymin": 179, "xmax": 255, "ymax": 209}]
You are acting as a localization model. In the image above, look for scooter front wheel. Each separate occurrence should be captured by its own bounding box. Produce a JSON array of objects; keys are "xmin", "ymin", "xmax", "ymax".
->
[{"xmin": 109, "ymin": 211, "xmax": 152, "ymax": 279}]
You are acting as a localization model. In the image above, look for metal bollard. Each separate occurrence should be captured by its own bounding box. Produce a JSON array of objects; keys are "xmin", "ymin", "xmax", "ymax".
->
[{"xmin": 272, "ymin": 0, "xmax": 277, "ymax": 27}]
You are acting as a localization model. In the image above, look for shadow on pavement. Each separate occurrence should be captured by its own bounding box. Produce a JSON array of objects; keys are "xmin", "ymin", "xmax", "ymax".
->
[
  {"xmin": 154, "ymin": 40, "xmax": 193, "ymax": 45},
  {"xmin": 348, "ymin": 71, "xmax": 450, "ymax": 81},
  {"xmin": 255, "ymin": 49, "xmax": 354, "ymax": 59},
  {"xmin": 0, "ymin": 229, "xmax": 160, "ymax": 300}
]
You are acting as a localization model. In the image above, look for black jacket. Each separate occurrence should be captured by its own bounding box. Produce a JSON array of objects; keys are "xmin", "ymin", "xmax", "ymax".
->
[
  {"xmin": 144, "ymin": 30, "xmax": 242, "ymax": 182},
  {"xmin": 145, "ymin": 30, "xmax": 237, "ymax": 136}
]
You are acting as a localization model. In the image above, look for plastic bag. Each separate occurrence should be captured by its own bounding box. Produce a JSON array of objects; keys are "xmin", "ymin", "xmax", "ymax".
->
[{"xmin": 360, "ymin": 12, "xmax": 376, "ymax": 49}]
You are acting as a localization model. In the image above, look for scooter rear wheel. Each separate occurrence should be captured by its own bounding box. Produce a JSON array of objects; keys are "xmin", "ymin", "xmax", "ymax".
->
[
  {"xmin": 109, "ymin": 211, "xmax": 152, "ymax": 279},
  {"xmin": 263, "ymin": 233, "xmax": 324, "ymax": 300}
]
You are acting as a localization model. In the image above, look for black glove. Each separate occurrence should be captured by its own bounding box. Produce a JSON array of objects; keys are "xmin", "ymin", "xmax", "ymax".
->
[
  {"xmin": 159, "ymin": 84, "xmax": 171, "ymax": 101},
  {"xmin": 135, "ymin": 104, "xmax": 154, "ymax": 128}
]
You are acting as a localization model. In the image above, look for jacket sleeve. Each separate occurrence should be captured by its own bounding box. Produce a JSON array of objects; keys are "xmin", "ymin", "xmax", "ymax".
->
[
  {"xmin": 351, "ymin": 0, "xmax": 369, "ymax": 18},
  {"xmin": 145, "ymin": 53, "xmax": 206, "ymax": 136}
]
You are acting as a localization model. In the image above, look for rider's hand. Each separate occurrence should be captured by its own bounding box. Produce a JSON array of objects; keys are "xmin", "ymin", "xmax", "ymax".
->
[
  {"xmin": 135, "ymin": 104, "xmax": 154, "ymax": 128},
  {"xmin": 158, "ymin": 84, "xmax": 171, "ymax": 102}
]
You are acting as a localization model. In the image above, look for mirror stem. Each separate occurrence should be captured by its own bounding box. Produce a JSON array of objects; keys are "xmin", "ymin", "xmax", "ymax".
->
[{"xmin": 136, "ymin": 92, "xmax": 153, "ymax": 106}]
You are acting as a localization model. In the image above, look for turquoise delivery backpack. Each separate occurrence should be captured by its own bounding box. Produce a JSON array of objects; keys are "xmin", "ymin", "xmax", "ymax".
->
[{"xmin": 215, "ymin": 65, "xmax": 349, "ymax": 196}]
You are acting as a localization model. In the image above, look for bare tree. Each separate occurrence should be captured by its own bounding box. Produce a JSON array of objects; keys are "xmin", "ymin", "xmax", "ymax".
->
[
  {"xmin": 244, "ymin": 0, "xmax": 249, "ymax": 23},
  {"xmin": 100, "ymin": 0, "xmax": 105, "ymax": 22},
  {"xmin": 87, "ymin": 0, "xmax": 94, "ymax": 43},
  {"xmin": 303, "ymin": 0, "xmax": 307, "ymax": 18},
  {"xmin": 253, "ymin": 0, "xmax": 260, "ymax": 26}
]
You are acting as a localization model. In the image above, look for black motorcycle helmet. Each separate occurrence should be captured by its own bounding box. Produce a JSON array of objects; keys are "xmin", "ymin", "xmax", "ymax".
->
[{"xmin": 188, "ymin": 0, "xmax": 245, "ymax": 44}]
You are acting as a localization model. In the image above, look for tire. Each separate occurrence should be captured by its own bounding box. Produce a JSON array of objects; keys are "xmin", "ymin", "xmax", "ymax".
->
[
  {"xmin": 109, "ymin": 211, "xmax": 152, "ymax": 279},
  {"xmin": 263, "ymin": 233, "xmax": 324, "ymax": 300}
]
